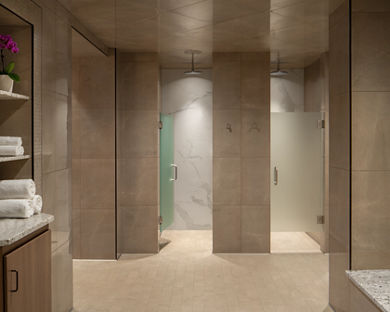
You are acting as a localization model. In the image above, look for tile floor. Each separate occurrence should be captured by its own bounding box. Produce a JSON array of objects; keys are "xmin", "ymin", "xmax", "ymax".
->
[
  {"xmin": 271, "ymin": 232, "xmax": 322, "ymax": 253},
  {"xmin": 73, "ymin": 230, "xmax": 329, "ymax": 312}
]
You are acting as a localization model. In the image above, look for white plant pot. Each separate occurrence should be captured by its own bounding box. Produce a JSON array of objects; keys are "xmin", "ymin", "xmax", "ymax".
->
[{"xmin": 0, "ymin": 75, "xmax": 14, "ymax": 93}]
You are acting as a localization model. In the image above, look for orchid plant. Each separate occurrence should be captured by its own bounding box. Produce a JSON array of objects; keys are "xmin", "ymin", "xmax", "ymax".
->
[{"xmin": 0, "ymin": 35, "xmax": 20, "ymax": 82}]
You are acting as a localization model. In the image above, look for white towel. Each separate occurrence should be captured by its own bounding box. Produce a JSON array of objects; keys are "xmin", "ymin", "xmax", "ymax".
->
[
  {"xmin": 0, "ymin": 136, "xmax": 22, "ymax": 146},
  {"xmin": 0, "ymin": 179, "xmax": 36, "ymax": 199},
  {"xmin": 0, "ymin": 146, "xmax": 24, "ymax": 156},
  {"xmin": 0, "ymin": 199, "xmax": 34, "ymax": 218},
  {"xmin": 32, "ymin": 195, "xmax": 42, "ymax": 214}
]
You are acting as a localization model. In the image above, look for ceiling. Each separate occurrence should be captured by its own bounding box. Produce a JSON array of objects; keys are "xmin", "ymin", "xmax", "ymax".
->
[{"xmin": 70, "ymin": 0, "xmax": 331, "ymax": 69}]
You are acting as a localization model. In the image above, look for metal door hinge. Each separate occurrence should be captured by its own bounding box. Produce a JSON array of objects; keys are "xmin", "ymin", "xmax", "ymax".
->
[
  {"xmin": 159, "ymin": 121, "xmax": 163, "ymax": 129},
  {"xmin": 317, "ymin": 215, "xmax": 325, "ymax": 224},
  {"xmin": 317, "ymin": 120, "xmax": 325, "ymax": 129}
]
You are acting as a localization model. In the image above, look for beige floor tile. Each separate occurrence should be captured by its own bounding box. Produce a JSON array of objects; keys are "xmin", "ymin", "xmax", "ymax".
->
[{"xmin": 74, "ymin": 230, "xmax": 329, "ymax": 312}]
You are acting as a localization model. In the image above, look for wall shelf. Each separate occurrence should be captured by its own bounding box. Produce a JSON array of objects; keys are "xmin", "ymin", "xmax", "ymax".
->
[
  {"xmin": 0, "ymin": 90, "xmax": 30, "ymax": 100},
  {"xmin": 0, "ymin": 155, "xmax": 31, "ymax": 163}
]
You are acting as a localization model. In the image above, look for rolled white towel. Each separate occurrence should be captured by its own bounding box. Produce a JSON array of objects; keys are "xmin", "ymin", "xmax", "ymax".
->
[
  {"xmin": 0, "ymin": 146, "xmax": 24, "ymax": 156},
  {"xmin": 0, "ymin": 136, "xmax": 22, "ymax": 146},
  {"xmin": 0, "ymin": 179, "xmax": 36, "ymax": 199},
  {"xmin": 0, "ymin": 199, "xmax": 34, "ymax": 218},
  {"xmin": 32, "ymin": 195, "xmax": 42, "ymax": 214}
]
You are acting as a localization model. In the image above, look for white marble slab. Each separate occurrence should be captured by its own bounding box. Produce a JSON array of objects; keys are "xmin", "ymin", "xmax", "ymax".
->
[
  {"xmin": 0, "ymin": 213, "xmax": 54, "ymax": 246},
  {"xmin": 347, "ymin": 270, "xmax": 390, "ymax": 312}
]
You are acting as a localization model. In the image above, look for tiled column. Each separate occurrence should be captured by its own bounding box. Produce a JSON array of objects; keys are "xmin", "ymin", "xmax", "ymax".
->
[
  {"xmin": 116, "ymin": 52, "xmax": 159, "ymax": 254},
  {"xmin": 213, "ymin": 52, "xmax": 270, "ymax": 253},
  {"xmin": 72, "ymin": 46, "xmax": 116, "ymax": 260},
  {"xmin": 351, "ymin": 1, "xmax": 390, "ymax": 270}
]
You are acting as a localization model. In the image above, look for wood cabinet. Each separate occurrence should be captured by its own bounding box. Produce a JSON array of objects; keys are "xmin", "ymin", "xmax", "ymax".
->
[{"xmin": 0, "ymin": 227, "xmax": 51, "ymax": 312}]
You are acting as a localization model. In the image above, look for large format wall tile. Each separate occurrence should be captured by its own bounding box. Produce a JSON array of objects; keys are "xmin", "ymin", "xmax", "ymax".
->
[
  {"xmin": 213, "ymin": 158, "xmax": 241, "ymax": 205},
  {"xmin": 42, "ymin": 91, "xmax": 68, "ymax": 173},
  {"xmin": 352, "ymin": 92, "xmax": 390, "ymax": 170},
  {"xmin": 80, "ymin": 209, "xmax": 116, "ymax": 259},
  {"xmin": 79, "ymin": 108, "xmax": 115, "ymax": 159},
  {"xmin": 240, "ymin": 53, "xmax": 269, "ymax": 110},
  {"xmin": 352, "ymin": 171, "xmax": 390, "ymax": 269},
  {"xmin": 80, "ymin": 159, "xmax": 115, "ymax": 210},
  {"xmin": 241, "ymin": 157, "xmax": 270, "ymax": 206},
  {"xmin": 117, "ymin": 53, "xmax": 159, "ymax": 111},
  {"xmin": 213, "ymin": 53, "xmax": 240, "ymax": 110},
  {"xmin": 352, "ymin": 12, "xmax": 390, "ymax": 92},
  {"xmin": 329, "ymin": 92, "xmax": 350, "ymax": 170},
  {"xmin": 117, "ymin": 110, "xmax": 158, "ymax": 158},
  {"xmin": 117, "ymin": 158, "xmax": 158, "ymax": 206},
  {"xmin": 77, "ymin": 55, "xmax": 115, "ymax": 109},
  {"xmin": 118, "ymin": 206, "xmax": 158, "ymax": 253},
  {"xmin": 43, "ymin": 169, "xmax": 71, "ymax": 251},
  {"xmin": 213, "ymin": 205, "xmax": 241, "ymax": 253},
  {"xmin": 241, "ymin": 205, "xmax": 270, "ymax": 252}
]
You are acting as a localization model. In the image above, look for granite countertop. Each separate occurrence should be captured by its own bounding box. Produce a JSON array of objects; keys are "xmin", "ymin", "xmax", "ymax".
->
[
  {"xmin": 0, "ymin": 213, "xmax": 54, "ymax": 246},
  {"xmin": 347, "ymin": 270, "xmax": 390, "ymax": 312}
]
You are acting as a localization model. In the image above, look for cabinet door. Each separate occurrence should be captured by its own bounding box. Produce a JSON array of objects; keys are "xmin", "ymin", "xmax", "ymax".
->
[{"xmin": 5, "ymin": 230, "xmax": 51, "ymax": 312}]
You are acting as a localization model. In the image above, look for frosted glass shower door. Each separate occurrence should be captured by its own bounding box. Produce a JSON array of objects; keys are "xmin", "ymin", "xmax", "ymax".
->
[
  {"xmin": 160, "ymin": 114, "xmax": 175, "ymax": 232},
  {"xmin": 271, "ymin": 112, "xmax": 324, "ymax": 233}
]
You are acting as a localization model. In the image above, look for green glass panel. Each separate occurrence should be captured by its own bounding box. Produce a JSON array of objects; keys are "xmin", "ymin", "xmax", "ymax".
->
[{"xmin": 160, "ymin": 114, "xmax": 174, "ymax": 232}]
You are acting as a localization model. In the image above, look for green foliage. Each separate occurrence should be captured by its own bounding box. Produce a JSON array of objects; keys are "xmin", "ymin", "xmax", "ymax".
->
[
  {"xmin": 8, "ymin": 72, "xmax": 20, "ymax": 82},
  {"xmin": 5, "ymin": 61, "xmax": 15, "ymax": 74}
]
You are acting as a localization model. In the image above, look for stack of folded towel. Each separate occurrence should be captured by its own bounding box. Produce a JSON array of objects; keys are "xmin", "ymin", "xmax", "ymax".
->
[
  {"xmin": 0, "ymin": 179, "xmax": 42, "ymax": 218},
  {"xmin": 0, "ymin": 136, "xmax": 24, "ymax": 156}
]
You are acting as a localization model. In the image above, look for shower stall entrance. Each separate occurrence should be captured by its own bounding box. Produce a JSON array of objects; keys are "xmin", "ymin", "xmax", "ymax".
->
[
  {"xmin": 159, "ymin": 69, "xmax": 213, "ymax": 249},
  {"xmin": 270, "ymin": 112, "xmax": 325, "ymax": 253}
]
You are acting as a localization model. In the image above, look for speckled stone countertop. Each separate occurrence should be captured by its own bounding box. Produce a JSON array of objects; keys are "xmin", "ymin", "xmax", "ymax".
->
[
  {"xmin": 347, "ymin": 270, "xmax": 390, "ymax": 312},
  {"xmin": 0, "ymin": 213, "xmax": 54, "ymax": 246}
]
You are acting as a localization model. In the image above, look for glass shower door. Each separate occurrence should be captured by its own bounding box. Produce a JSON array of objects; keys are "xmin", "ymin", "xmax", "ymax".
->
[
  {"xmin": 160, "ymin": 114, "xmax": 174, "ymax": 232},
  {"xmin": 271, "ymin": 112, "xmax": 324, "ymax": 233}
]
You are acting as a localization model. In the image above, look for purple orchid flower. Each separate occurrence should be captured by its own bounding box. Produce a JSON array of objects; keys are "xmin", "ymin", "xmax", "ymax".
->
[{"xmin": 0, "ymin": 34, "xmax": 20, "ymax": 82}]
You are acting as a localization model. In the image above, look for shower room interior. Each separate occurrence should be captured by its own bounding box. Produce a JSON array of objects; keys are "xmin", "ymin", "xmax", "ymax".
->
[
  {"xmin": 159, "ymin": 54, "xmax": 329, "ymax": 254},
  {"xmin": 270, "ymin": 55, "xmax": 329, "ymax": 254},
  {"xmin": 159, "ymin": 65, "xmax": 213, "ymax": 245}
]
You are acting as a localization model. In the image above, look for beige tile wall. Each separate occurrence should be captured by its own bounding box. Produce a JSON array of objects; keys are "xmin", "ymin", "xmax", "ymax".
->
[
  {"xmin": 329, "ymin": 1, "xmax": 351, "ymax": 311},
  {"xmin": 39, "ymin": 2, "xmax": 74, "ymax": 311},
  {"xmin": 72, "ymin": 49, "xmax": 116, "ymax": 260},
  {"xmin": 351, "ymin": 1, "xmax": 390, "ymax": 270},
  {"xmin": 116, "ymin": 52, "xmax": 160, "ymax": 254},
  {"xmin": 213, "ymin": 52, "xmax": 270, "ymax": 253}
]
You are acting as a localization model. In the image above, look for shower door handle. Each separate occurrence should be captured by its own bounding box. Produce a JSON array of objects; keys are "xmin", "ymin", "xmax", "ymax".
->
[
  {"xmin": 170, "ymin": 164, "xmax": 178, "ymax": 181},
  {"xmin": 273, "ymin": 166, "xmax": 278, "ymax": 185}
]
